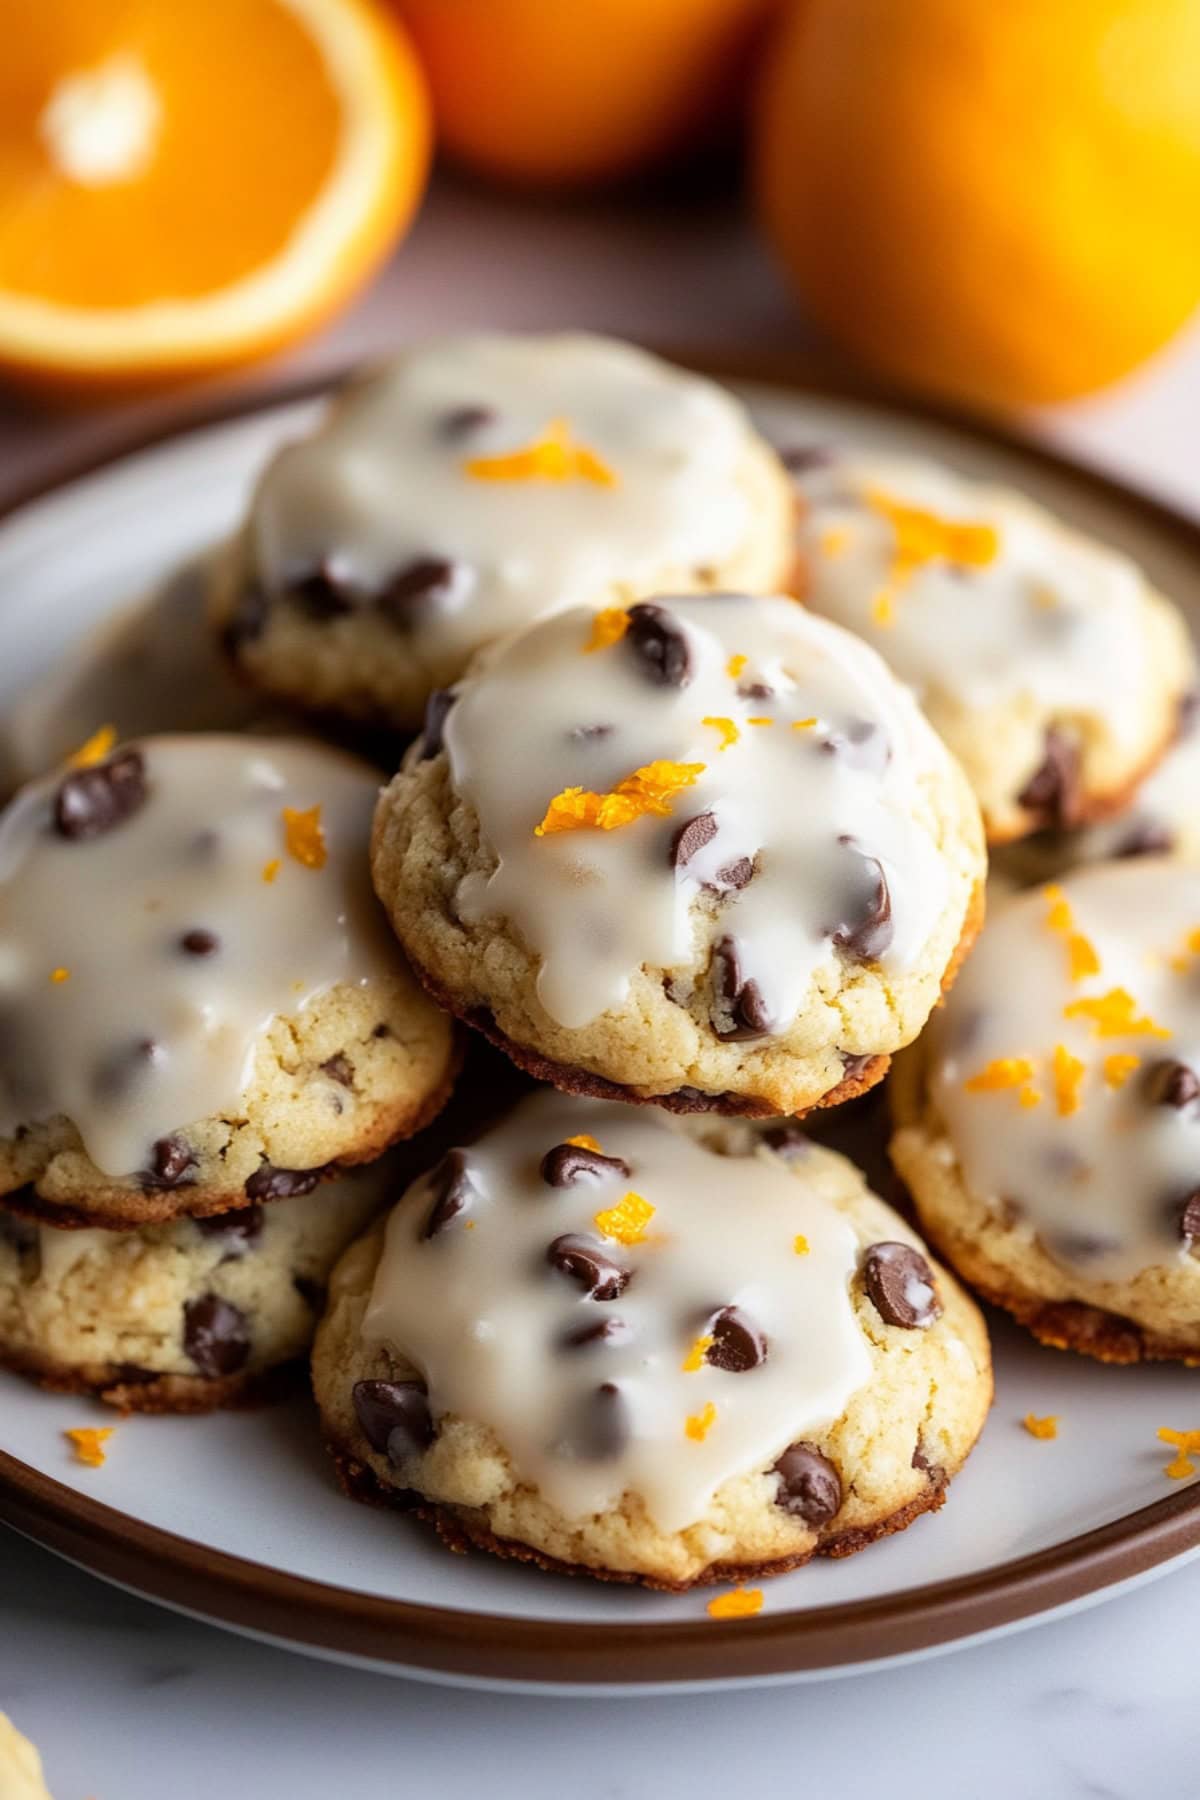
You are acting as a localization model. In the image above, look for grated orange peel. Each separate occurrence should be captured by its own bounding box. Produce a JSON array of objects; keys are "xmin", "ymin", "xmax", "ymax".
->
[
  {"xmin": 464, "ymin": 416, "xmax": 617, "ymax": 487},
  {"xmin": 593, "ymin": 1191, "xmax": 655, "ymax": 1246},
  {"xmin": 534, "ymin": 761, "xmax": 704, "ymax": 837},
  {"xmin": 1063, "ymin": 988, "xmax": 1170, "ymax": 1040},
  {"xmin": 681, "ymin": 1334, "xmax": 714, "ymax": 1373},
  {"xmin": 1052, "ymin": 1044, "xmax": 1086, "ymax": 1117},
  {"xmin": 706, "ymin": 1586, "xmax": 764, "ymax": 1619},
  {"xmin": 282, "ymin": 804, "xmax": 327, "ymax": 870},
  {"xmin": 584, "ymin": 608, "xmax": 630, "ymax": 652},
  {"xmin": 685, "ymin": 1401, "xmax": 717, "ymax": 1443},
  {"xmin": 65, "ymin": 1426, "xmax": 114, "ymax": 1467},
  {"xmin": 1023, "ymin": 1414, "xmax": 1058, "ymax": 1440},
  {"xmin": 65, "ymin": 723, "xmax": 118, "ymax": 768}
]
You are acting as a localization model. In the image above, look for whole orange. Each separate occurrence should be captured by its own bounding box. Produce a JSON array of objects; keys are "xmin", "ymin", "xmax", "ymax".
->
[
  {"xmin": 754, "ymin": 0, "xmax": 1200, "ymax": 410},
  {"xmin": 395, "ymin": 0, "xmax": 775, "ymax": 187}
]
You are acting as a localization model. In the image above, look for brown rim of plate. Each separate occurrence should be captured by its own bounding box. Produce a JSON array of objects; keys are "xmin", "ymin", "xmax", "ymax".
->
[{"xmin": 1, "ymin": 355, "xmax": 1200, "ymax": 1686}]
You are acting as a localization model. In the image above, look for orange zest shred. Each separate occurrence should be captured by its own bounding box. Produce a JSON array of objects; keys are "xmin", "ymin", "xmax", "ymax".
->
[
  {"xmin": 819, "ymin": 526, "xmax": 850, "ymax": 558},
  {"xmin": 65, "ymin": 723, "xmax": 118, "ymax": 769},
  {"xmin": 463, "ymin": 416, "xmax": 617, "ymax": 487},
  {"xmin": 965, "ymin": 1057, "xmax": 1041, "ymax": 1109},
  {"xmin": 585, "ymin": 607, "xmax": 630, "ymax": 653},
  {"xmin": 282, "ymin": 805, "xmax": 327, "ymax": 870},
  {"xmin": 49, "ymin": 967, "xmax": 70, "ymax": 984},
  {"xmin": 1063, "ymin": 988, "xmax": 1171, "ymax": 1040},
  {"xmin": 707, "ymin": 1586, "xmax": 764, "ymax": 1619},
  {"xmin": 746, "ymin": 716, "xmax": 774, "ymax": 727},
  {"xmin": 726, "ymin": 653, "xmax": 748, "ymax": 678},
  {"xmin": 791, "ymin": 717, "xmax": 818, "ymax": 731},
  {"xmin": 1052, "ymin": 1044, "xmax": 1086, "ymax": 1117},
  {"xmin": 1023, "ymin": 1414, "xmax": 1058, "ymax": 1441},
  {"xmin": 1158, "ymin": 1428, "xmax": 1200, "ymax": 1479},
  {"xmin": 685, "ymin": 1401, "xmax": 717, "ymax": 1443},
  {"xmin": 534, "ymin": 761, "xmax": 704, "ymax": 837},
  {"xmin": 865, "ymin": 487, "xmax": 1000, "ymax": 576},
  {"xmin": 593, "ymin": 1191, "xmax": 655, "ymax": 1246},
  {"xmin": 702, "ymin": 715, "xmax": 740, "ymax": 751},
  {"xmin": 793, "ymin": 1234, "xmax": 810, "ymax": 1256},
  {"xmin": 682, "ymin": 1334, "xmax": 715, "ymax": 1373},
  {"xmin": 1042, "ymin": 884, "xmax": 1101, "ymax": 982},
  {"xmin": 1167, "ymin": 926, "xmax": 1200, "ymax": 973},
  {"xmin": 261, "ymin": 858, "xmax": 281, "ymax": 884},
  {"xmin": 65, "ymin": 1426, "xmax": 114, "ymax": 1468},
  {"xmin": 1103, "ymin": 1052, "xmax": 1141, "ymax": 1090},
  {"xmin": 565, "ymin": 1133, "xmax": 601, "ymax": 1153},
  {"xmin": 870, "ymin": 588, "xmax": 895, "ymax": 626}
]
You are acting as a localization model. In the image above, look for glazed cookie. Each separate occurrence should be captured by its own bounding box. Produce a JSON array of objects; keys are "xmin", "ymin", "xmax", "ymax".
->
[
  {"xmin": 0, "ymin": 735, "xmax": 456, "ymax": 1226},
  {"xmin": 371, "ymin": 594, "xmax": 985, "ymax": 1117},
  {"xmin": 892, "ymin": 860, "xmax": 1200, "ymax": 1362},
  {"xmin": 0, "ymin": 1159, "xmax": 393, "ymax": 1412},
  {"xmin": 314, "ymin": 1091, "xmax": 990, "ymax": 1590},
  {"xmin": 210, "ymin": 333, "xmax": 795, "ymax": 726},
  {"xmin": 0, "ymin": 1715, "xmax": 54, "ymax": 1800},
  {"xmin": 789, "ymin": 448, "xmax": 1194, "ymax": 843}
]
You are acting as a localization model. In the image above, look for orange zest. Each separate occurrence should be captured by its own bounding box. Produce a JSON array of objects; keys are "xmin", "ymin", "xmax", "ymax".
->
[
  {"xmin": 261, "ymin": 858, "xmax": 281, "ymax": 885},
  {"xmin": 534, "ymin": 760, "xmax": 704, "ymax": 837},
  {"xmin": 65, "ymin": 1426, "xmax": 114, "ymax": 1467},
  {"xmin": 1103, "ymin": 1053, "xmax": 1141, "ymax": 1090},
  {"xmin": 463, "ymin": 416, "xmax": 617, "ymax": 486},
  {"xmin": 791, "ymin": 717, "xmax": 818, "ymax": 731},
  {"xmin": 702, "ymin": 716, "xmax": 740, "ymax": 751},
  {"xmin": 726, "ymin": 653, "xmax": 748, "ymax": 678},
  {"xmin": 282, "ymin": 804, "xmax": 327, "ymax": 870},
  {"xmin": 585, "ymin": 607, "xmax": 630, "ymax": 652},
  {"xmin": 1043, "ymin": 885, "xmax": 1100, "ymax": 982},
  {"xmin": 706, "ymin": 1586, "xmax": 764, "ymax": 1619},
  {"xmin": 965, "ymin": 1057, "xmax": 1040, "ymax": 1109},
  {"xmin": 1052, "ymin": 1044, "xmax": 1086, "ymax": 1117},
  {"xmin": 49, "ymin": 967, "xmax": 70, "ymax": 984},
  {"xmin": 793, "ymin": 1234, "xmax": 810, "ymax": 1256},
  {"xmin": 65, "ymin": 723, "xmax": 118, "ymax": 768},
  {"xmin": 1063, "ymin": 988, "xmax": 1170, "ymax": 1040},
  {"xmin": 1158, "ymin": 1428, "xmax": 1200, "ymax": 1479},
  {"xmin": 565, "ymin": 1133, "xmax": 601, "ymax": 1152},
  {"xmin": 594, "ymin": 1191, "xmax": 655, "ymax": 1245},
  {"xmin": 819, "ymin": 526, "xmax": 850, "ymax": 558},
  {"xmin": 1023, "ymin": 1414, "xmax": 1058, "ymax": 1440},
  {"xmin": 865, "ymin": 488, "xmax": 1000, "ymax": 575},
  {"xmin": 685, "ymin": 1401, "xmax": 717, "ymax": 1443},
  {"xmin": 746, "ymin": 716, "xmax": 774, "ymax": 727},
  {"xmin": 682, "ymin": 1334, "xmax": 715, "ymax": 1373}
]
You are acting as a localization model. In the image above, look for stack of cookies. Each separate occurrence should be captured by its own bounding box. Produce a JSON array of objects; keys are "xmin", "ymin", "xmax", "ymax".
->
[{"xmin": 3, "ymin": 330, "xmax": 1195, "ymax": 1596}]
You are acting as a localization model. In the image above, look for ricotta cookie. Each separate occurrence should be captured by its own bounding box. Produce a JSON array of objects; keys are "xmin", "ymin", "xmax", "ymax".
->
[
  {"xmin": 314, "ymin": 1092, "xmax": 991, "ymax": 1589},
  {"xmin": 892, "ymin": 860, "xmax": 1200, "ymax": 1362},
  {"xmin": 0, "ymin": 736, "xmax": 456, "ymax": 1226},
  {"xmin": 0, "ymin": 1159, "xmax": 393, "ymax": 1412},
  {"xmin": 0, "ymin": 1716, "xmax": 54, "ymax": 1800},
  {"xmin": 790, "ymin": 449, "xmax": 1194, "ymax": 843},
  {"xmin": 210, "ymin": 334, "xmax": 795, "ymax": 726},
  {"xmin": 371, "ymin": 595, "xmax": 985, "ymax": 1117}
]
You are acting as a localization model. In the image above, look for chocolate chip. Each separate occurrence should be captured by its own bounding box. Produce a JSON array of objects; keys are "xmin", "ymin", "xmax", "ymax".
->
[
  {"xmin": 561, "ymin": 1316, "xmax": 633, "ymax": 1350},
  {"xmin": 179, "ymin": 929, "xmax": 219, "ymax": 957},
  {"xmin": 706, "ymin": 1305, "xmax": 767, "ymax": 1372},
  {"xmin": 293, "ymin": 1275, "xmax": 326, "ymax": 1310},
  {"xmin": 546, "ymin": 1234, "xmax": 630, "ymax": 1300},
  {"xmin": 779, "ymin": 445, "xmax": 835, "ymax": 476},
  {"xmin": 840, "ymin": 1052, "xmax": 876, "ymax": 1082},
  {"xmin": 820, "ymin": 719, "xmax": 887, "ymax": 772},
  {"xmin": 221, "ymin": 584, "xmax": 268, "ymax": 656},
  {"xmin": 352, "ymin": 1378, "xmax": 434, "ymax": 1461},
  {"xmin": 1179, "ymin": 1193, "xmax": 1200, "ymax": 1242},
  {"xmin": 862, "ymin": 1242, "xmax": 941, "ymax": 1329},
  {"xmin": 710, "ymin": 936, "xmax": 773, "ymax": 1041},
  {"xmin": 112, "ymin": 1363, "xmax": 158, "ymax": 1386},
  {"xmin": 739, "ymin": 682, "xmax": 774, "ymax": 701},
  {"xmin": 420, "ymin": 1149, "xmax": 476, "ymax": 1239},
  {"xmin": 291, "ymin": 562, "xmax": 356, "ymax": 620},
  {"xmin": 54, "ymin": 748, "xmax": 147, "ymax": 841},
  {"xmin": 419, "ymin": 688, "xmax": 455, "ymax": 760},
  {"xmin": 762, "ymin": 1123, "xmax": 809, "ymax": 1158},
  {"xmin": 709, "ymin": 856, "xmax": 754, "ymax": 894},
  {"xmin": 572, "ymin": 1382, "xmax": 630, "ymax": 1459},
  {"xmin": 571, "ymin": 723, "xmax": 613, "ymax": 742},
  {"xmin": 1114, "ymin": 820, "xmax": 1175, "ymax": 858},
  {"xmin": 440, "ymin": 404, "xmax": 496, "ymax": 438},
  {"xmin": 670, "ymin": 811, "xmax": 718, "ymax": 870},
  {"xmin": 772, "ymin": 1442, "xmax": 842, "ymax": 1523},
  {"xmin": 831, "ymin": 847, "xmax": 893, "ymax": 961},
  {"xmin": 625, "ymin": 602, "xmax": 692, "ymax": 688},
  {"xmin": 194, "ymin": 1206, "xmax": 264, "ymax": 1256},
  {"xmin": 140, "ymin": 1134, "xmax": 196, "ymax": 1191},
  {"xmin": 245, "ymin": 1164, "xmax": 322, "ymax": 1202},
  {"xmin": 378, "ymin": 557, "xmax": 463, "ymax": 625},
  {"xmin": 1146, "ymin": 1059, "xmax": 1200, "ymax": 1109},
  {"xmin": 1017, "ymin": 726, "xmax": 1082, "ymax": 830},
  {"xmin": 912, "ymin": 1441, "xmax": 944, "ymax": 1481},
  {"xmin": 183, "ymin": 1295, "xmax": 251, "ymax": 1379},
  {"xmin": 540, "ymin": 1143, "xmax": 631, "ymax": 1186},
  {"xmin": 320, "ymin": 1054, "xmax": 354, "ymax": 1087},
  {"xmin": 0, "ymin": 1211, "xmax": 37, "ymax": 1256}
]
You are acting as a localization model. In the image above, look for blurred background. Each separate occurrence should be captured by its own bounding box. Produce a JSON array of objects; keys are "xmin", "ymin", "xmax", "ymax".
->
[{"xmin": 0, "ymin": 0, "xmax": 1199, "ymax": 507}]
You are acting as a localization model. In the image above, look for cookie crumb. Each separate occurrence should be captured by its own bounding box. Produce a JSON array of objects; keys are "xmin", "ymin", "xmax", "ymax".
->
[
  {"xmin": 1022, "ymin": 1413, "xmax": 1058, "ymax": 1440},
  {"xmin": 65, "ymin": 1426, "xmax": 114, "ymax": 1467},
  {"xmin": 706, "ymin": 1586, "xmax": 763, "ymax": 1619}
]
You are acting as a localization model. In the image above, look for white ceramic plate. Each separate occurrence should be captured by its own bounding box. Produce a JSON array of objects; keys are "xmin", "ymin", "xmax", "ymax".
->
[{"xmin": 1, "ymin": 369, "xmax": 1198, "ymax": 1693}]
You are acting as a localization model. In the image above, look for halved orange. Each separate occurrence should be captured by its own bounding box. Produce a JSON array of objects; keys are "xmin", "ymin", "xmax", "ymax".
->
[{"xmin": 0, "ymin": 0, "xmax": 431, "ymax": 390}]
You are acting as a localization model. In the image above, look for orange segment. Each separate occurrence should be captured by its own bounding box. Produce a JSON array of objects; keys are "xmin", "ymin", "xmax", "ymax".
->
[{"xmin": 0, "ymin": 0, "xmax": 430, "ymax": 387}]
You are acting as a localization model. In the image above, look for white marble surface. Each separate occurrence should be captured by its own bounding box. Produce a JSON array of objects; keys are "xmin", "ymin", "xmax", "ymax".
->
[{"xmin": 2, "ymin": 172, "xmax": 1200, "ymax": 1797}]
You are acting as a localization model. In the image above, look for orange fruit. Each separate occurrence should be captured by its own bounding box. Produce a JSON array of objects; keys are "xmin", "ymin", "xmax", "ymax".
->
[
  {"xmin": 395, "ymin": 0, "xmax": 775, "ymax": 188},
  {"xmin": 0, "ymin": 0, "xmax": 430, "ymax": 391},
  {"xmin": 754, "ymin": 0, "xmax": 1200, "ymax": 410}
]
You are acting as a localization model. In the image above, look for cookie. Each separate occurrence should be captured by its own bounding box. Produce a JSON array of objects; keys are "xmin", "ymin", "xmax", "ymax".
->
[
  {"xmin": 891, "ymin": 860, "xmax": 1200, "ymax": 1362},
  {"xmin": 0, "ymin": 735, "xmax": 457, "ymax": 1226},
  {"xmin": 210, "ymin": 333, "xmax": 796, "ymax": 727},
  {"xmin": 314, "ymin": 1091, "xmax": 991, "ymax": 1590},
  {"xmin": 0, "ymin": 1715, "xmax": 53, "ymax": 1800},
  {"xmin": 0, "ymin": 1158, "xmax": 396, "ymax": 1412},
  {"xmin": 371, "ymin": 594, "xmax": 986, "ymax": 1117},
  {"xmin": 789, "ymin": 447, "xmax": 1194, "ymax": 843}
]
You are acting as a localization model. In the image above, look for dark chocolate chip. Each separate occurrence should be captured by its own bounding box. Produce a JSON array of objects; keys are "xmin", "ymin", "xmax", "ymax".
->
[
  {"xmin": 772, "ymin": 1442, "xmax": 842, "ymax": 1523},
  {"xmin": 290, "ymin": 563, "xmax": 356, "ymax": 620},
  {"xmin": 1017, "ymin": 726, "xmax": 1082, "ymax": 830},
  {"xmin": 625, "ymin": 602, "xmax": 693, "ymax": 688},
  {"xmin": 221, "ymin": 584, "xmax": 268, "ymax": 656},
  {"xmin": 112, "ymin": 1363, "xmax": 158, "ymax": 1386},
  {"xmin": 820, "ymin": 719, "xmax": 887, "ymax": 772},
  {"xmin": 293, "ymin": 1275, "xmax": 326, "ymax": 1310},
  {"xmin": 840, "ymin": 1052, "xmax": 876, "ymax": 1082},
  {"xmin": 540, "ymin": 1143, "xmax": 631, "ymax": 1187},
  {"xmin": 194, "ymin": 1205, "xmax": 264, "ymax": 1256},
  {"xmin": 706, "ymin": 1305, "xmax": 768, "ymax": 1372},
  {"xmin": 912, "ymin": 1441, "xmax": 944, "ymax": 1481},
  {"xmin": 1179, "ymin": 1193, "xmax": 1200, "ymax": 1242},
  {"xmin": 54, "ymin": 748, "xmax": 147, "ymax": 841},
  {"xmin": 831, "ymin": 846, "xmax": 893, "ymax": 961},
  {"xmin": 778, "ymin": 445, "xmax": 835, "ymax": 476},
  {"xmin": 320, "ymin": 1053, "xmax": 354, "ymax": 1088},
  {"xmin": 572, "ymin": 1382, "xmax": 630, "ymax": 1459},
  {"xmin": 546, "ymin": 1234, "xmax": 630, "ymax": 1300},
  {"xmin": 1145, "ymin": 1059, "xmax": 1200, "ymax": 1109},
  {"xmin": 183, "ymin": 1295, "xmax": 251, "ymax": 1379},
  {"xmin": 352, "ymin": 1378, "xmax": 434, "ymax": 1461},
  {"xmin": 710, "ymin": 936, "xmax": 773, "ymax": 1041},
  {"xmin": 440, "ymin": 404, "xmax": 496, "ymax": 438},
  {"xmin": 371, "ymin": 1023, "xmax": 392, "ymax": 1039},
  {"xmin": 1114, "ymin": 820, "xmax": 1175, "ymax": 858},
  {"xmin": 179, "ymin": 929, "xmax": 219, "ymax": 957},
  {"xmin": 420, "ymin": 1149, "xmax": 477, "ymax": 1239},
  {"xmin": 561, "ymin": 1315, "xmax": 633, "ymax": 1351},
  {"xmin": 738, "ymin": 682, "xmax": 774, "ymax": 701},
  {"xmin": 378, "ymin": 557, "xmax": 463, "ymax": 625},
  {"xmin": 862, "ymin": 1241, "xmax": 941, "ymax": 1329},
  {"xmin": 419, "ymin": 688, "xmax": 456, "ymax": 760},
  {"xmin": 762, "ymin": 1123, "xmax": 810, "ymax": 1158},
  {"xmin": 140, "ymin": 1134, "xmax": 196, "ymax": 1191},
  {"xmin": 670, "ymin": 810, "xmax": 718, "ymax": 870},
  {"xmin": 709, "ymin": 855, "xmax": 754, "ymax": 894},
  {"xmin": 571, "ymin": 723, "xmax": 613, "ymax": 742},
  {"xmin": 245, "ymin": 1163, "xmax": 322, "ymax": 1202}
]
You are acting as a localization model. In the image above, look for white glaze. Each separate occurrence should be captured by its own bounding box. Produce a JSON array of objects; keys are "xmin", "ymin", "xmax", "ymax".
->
[
  {"xmin": 445, "ymin": 595, "xmax": 956, "ymax": 1031},
  {"xmin": 929, "ymin": 859, "xmax": 1200, "ymax": 1281},
  {"xmin": 363, "ymin": 1092, "xmax": 873, "ymax": 1533},
  {"xmin": 794, "ymin": 451, "xmax": 1151, "ymax": 740},
  {"xmin": 249, "ymin": 333, "xmax": 766, "ymax": 661},
  {"xmin": 0, "ymin": 735, "xmax": 396, "ymax": 1177}
]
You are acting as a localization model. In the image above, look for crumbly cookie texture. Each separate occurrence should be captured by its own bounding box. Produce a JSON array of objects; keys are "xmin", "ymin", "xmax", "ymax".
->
[
  {"xmin": 891, "ymin": 861, "xmax": 1200, "ymax": 1363},
  {"xmin": 0, "ymin": 1160, "xmax": 396, "ymax": 1412},
  {"xmin": 0, "ymin": 735, "xmax": 457, "ymax": 1226},
  {"xmin": 314, "ymin": 1092, "xmax": 991, "ymax": 1590},
  {"xmin": 0, "ymin": 1715, "xmax": 54, "ymax": 1800},
  {"xmin": 371, "ymin": 596, "xmax": 985, "ymax": 1117},
  {"xmin": 210, "ymin": 333, "xmax": 796, "ymax": 727},
  {"xmin": 789, "ymin": 447, "xmax": 1195, "ymax": 844}
]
